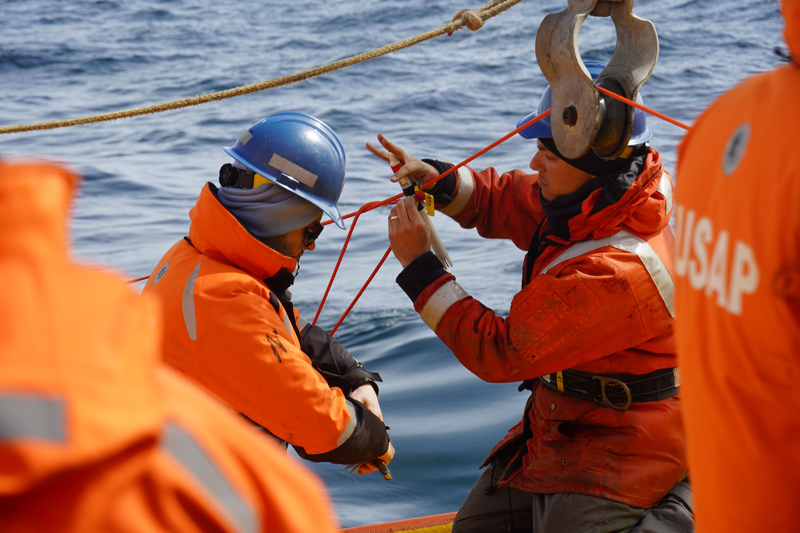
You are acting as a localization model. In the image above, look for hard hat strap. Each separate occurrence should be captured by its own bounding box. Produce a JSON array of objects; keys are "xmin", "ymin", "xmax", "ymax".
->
[{"xmin": 218, "ymin": 163, "xmax": 271, "ymax": 189}]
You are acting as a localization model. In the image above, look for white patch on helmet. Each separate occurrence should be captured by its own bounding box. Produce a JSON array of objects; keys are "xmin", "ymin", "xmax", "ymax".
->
[{"xmin": 269, "ymin": 153, "xmax": 318, "ymax": 188}]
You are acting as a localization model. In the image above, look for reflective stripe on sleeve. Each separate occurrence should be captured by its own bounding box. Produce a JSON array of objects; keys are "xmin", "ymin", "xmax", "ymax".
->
[
  {"xmin": 439, "ymin": 167, "xmax": 474, "ymax": 217},
  {"xmin": 296, "ymin": 315, "xmax": 309, "ymax": 331},
  {"xmin": 540, "ymin": 230, "xmax": 675, "ymax": 317},
  {"xmin": 280, "ymin": 310, "xmax": 294, "ymax": 338},
  {"xmin": 268, "ymin": 293, "xmax": 296, "ymax": 338},
  {"xmin": 336, "ymin": 400, "xmax": 358, "ymax": 447},
  {"xmin": 182, "ymin": 263, "xmax": 201, "ymax": 341},
  {"xmin": 163, "ymin": 421, "xmax": 257, "ymax": 533},
  {"xmin": 657, "ymin": 172, "xmax": 673, "ymax": 214},
  {"xmin": 0, "ymin": 393, "xmax": 65, "ymax": 442},
  {"xmin": 419, "ymin": 279, "xmax": 470, "ymax": 331}
]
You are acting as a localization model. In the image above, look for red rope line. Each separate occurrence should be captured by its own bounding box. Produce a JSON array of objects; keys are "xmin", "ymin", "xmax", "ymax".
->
[
  {"xmin": 320, "ymin": 109, "xmax": 553, "ymax": 229},
  {"xmin": 313, "ymin": 200, "xmax": 389, "ymax": 325},
  {"xmin": 320, "ymin": 98, "xmax": 690, "ymax": 332},
  {"xmin": 329, "ymin": 246, "xmax": 393, "ymax": 336},
  {"xmin": 596, "ymin": 86, "xmax": 691, "ymax": 131},
  {"xmin": 314, "ymin": 109, "xmax": 550, "ymax": 330},
  {"xmin": 127, "ymin": 99, "xmax": 690, "ymax": 336},
  {"xmin": 313, "ymin": 110, "xmax": 552, "ymax": 328}
]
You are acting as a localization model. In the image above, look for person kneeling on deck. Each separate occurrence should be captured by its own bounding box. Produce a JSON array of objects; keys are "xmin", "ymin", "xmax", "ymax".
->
[
  {"xmin": 369, "ymin": 62, "xmax": 691, "ymax": 532},
  {"xmin": 144, "ymin": 112, "xmax": 394, "ymax": 474}
]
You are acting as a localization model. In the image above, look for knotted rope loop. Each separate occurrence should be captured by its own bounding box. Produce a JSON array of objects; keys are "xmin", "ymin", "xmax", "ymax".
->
[{"xmin": 452, "ymin": 9, "xmax": 484, "ymax": 31}]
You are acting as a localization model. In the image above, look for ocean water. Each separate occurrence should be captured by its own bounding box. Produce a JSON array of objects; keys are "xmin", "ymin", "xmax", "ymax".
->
[{"xmin": 0, "ymin": 0, "xmax": 786, "ymax": 528}]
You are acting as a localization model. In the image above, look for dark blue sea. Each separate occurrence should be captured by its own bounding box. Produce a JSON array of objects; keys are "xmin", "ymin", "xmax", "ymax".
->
[{"xmin": 0, "ymin": 0, "xmax": 786, "ymax": 528}]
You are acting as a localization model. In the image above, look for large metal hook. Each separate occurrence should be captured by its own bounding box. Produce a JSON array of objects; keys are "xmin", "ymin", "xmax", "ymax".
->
[{"xmin": 535, "ymin": 0, "xmax": 658, "ymax": 160}]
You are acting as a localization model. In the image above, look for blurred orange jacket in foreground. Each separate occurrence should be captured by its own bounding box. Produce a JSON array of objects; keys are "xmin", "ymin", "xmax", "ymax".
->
[
  {"xmin": 674, "ymin": 1, "xmax": 800, "ymax": 531},
  {"xmin": 0, "ymin": 160, "xmax": 339, "ymax": 533}
]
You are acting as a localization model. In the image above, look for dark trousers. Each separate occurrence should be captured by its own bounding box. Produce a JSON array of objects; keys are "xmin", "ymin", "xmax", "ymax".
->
[{"xmin": 452, "ymin": 451, "xmax": 693, "ymax": 533}]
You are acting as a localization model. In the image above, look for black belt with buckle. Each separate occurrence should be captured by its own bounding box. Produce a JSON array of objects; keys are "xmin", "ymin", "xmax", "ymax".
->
[{"xmin": 534, "ymin": 368, "xmax": 680, "ymax": 411}]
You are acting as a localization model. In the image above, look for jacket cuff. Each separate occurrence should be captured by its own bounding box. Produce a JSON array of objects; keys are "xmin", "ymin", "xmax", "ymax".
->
[
  {"xmin": 421, "ymin": 159, "xmax": 457, "ymax": 205},
  {"xmin": 345, "ymin": 369, "xmax": 382, "ymax": 396},
  {"xmin": 396, "ymin": 251, "xmax": 449, "ymax": 302},
  {"xmin": 293, "ymin": 400, "xmax": 389, "ymax": 465}
]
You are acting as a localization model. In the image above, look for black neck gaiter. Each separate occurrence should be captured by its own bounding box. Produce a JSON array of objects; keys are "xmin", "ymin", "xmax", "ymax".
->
[{"xmin": 522, "ymin": 150, "xmax": 647, "ymax": 286}]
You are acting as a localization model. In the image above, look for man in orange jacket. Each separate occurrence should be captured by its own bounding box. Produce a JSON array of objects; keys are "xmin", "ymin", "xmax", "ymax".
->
[
  {"xmin": 674, "ymin": 1, "xmax": 800, "ymax": 531},
  {"xmin": 143, "ymin": 112, "xmax": 394, "ymax": 474},
  {"xmin": 0, "ymin": 159, "xmax": 339, "ymax": 532},
  {"xmin": 369, "ymin": 62, "xmax": 691, "ymax": 532}
]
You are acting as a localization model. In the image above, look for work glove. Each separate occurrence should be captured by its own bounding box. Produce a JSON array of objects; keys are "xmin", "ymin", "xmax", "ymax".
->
[{"xmin": 347, "ymin": 442, "xmax": 395, "ymax": 479}]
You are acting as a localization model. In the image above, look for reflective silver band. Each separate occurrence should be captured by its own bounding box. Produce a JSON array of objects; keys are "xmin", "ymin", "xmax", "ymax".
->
[
  {"xmin": 420, "ymin": 280, "xmax": 470, "ymax": 331},
  {"xmin": 439, "ymin": 167, "xmax": 474, "ymax": 217},
  {"xmin": 540, "ymin": 230, "xmax": 675, "ymax": 317},
  {"xmin": 268, "ymin": 153, "xmax": 318, "ymax": 188},
  {"xmin": 296, "ymin": 315, "xmax": 309, "ymax": 331},
  {"xmin": 0, "ymin": 393, "xmax": 65, "ymax": 442},
  {"xmin": 656, "ymin": 172, "xmax": 673, "ymax": 215},
  {"xmin": 182, "ymin": 263, "xmax": 201, "ymax": 341},
  {"xmin": 337, "ymin": 400, "xmax": 358, "ymax": 447},
  {"xmin": 280, "ymin": 308, "xmax": 294, "ymax": 338},
  {"xmin": 163, "ymin": 421, "xmax": 257, "ymax": 533}
]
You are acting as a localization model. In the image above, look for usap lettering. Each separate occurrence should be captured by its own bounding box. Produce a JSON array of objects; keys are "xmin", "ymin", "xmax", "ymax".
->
[{"xmin": 674, "ymin": 203, "xmax": 759, "ymax": 315}]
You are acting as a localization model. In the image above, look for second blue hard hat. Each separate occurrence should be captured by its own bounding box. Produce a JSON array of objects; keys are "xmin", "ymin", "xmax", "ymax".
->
[{"xmin": 517, "ymin": 61, "xmax": 652, "ymax": 146}]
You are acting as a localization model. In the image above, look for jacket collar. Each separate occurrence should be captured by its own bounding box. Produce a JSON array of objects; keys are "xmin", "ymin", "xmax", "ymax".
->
[
  {"xmin": 525, "ymin": 148, "xmax": 671, "ymax": 284},
  {"xmin": 188, "ymin": 183, "xmax": 298, "ymax": 281},
  {"xmin": 542, "ymin": 148, "xmax": 669, "ymax": 244}
]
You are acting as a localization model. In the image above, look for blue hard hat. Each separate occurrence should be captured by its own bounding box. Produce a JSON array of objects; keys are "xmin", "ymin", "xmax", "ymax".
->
[
  {"xmin": 224, "ymin": 112, "xmax": 347, "ymax": 229},
  {"xmin": 517, "ymin": 61, "xmax": 652, "ymax": 146}
]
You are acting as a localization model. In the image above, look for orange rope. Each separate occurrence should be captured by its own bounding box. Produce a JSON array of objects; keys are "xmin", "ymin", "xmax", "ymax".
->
[
  {"xmin": 329, "ymin": 246, "xmax": 393, "ymax": 336},
  {"xmin": 127, "ymin": 100, "xmax": 690, "ymax": 336},
  {"xmin": 323, "ymin": 108, "xmax": 553, "ymax": 230},
  {"xmin": 313, "ymin": 110, "xmax": 552, "ymax": 328},
  {"xmin": 313, "ymin": 200, "xmax": 389, "ymax": 325},
  {"xmin": 596, "ymin": 86, "xmax": 691, "ymax": 131}
]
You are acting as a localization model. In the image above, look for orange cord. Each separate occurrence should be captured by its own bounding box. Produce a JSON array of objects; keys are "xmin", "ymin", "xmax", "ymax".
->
[
  {"xmin": 596, "ymin": 86, "xmax": 691, "ymax": 131},
  {"xmin": 329, "ymin": 246, "xmax": 393, "ymax": 336},
  {"xmin": 313, "ymin": 200, "xmax": 390, "ymax": 325},
  {"xmin": 313, "ymin": 110, "xmax": 553, "ymax": 327},
  {"xmin": 128, "ymin": 100, "xmax": 689, "ymax": 336}
]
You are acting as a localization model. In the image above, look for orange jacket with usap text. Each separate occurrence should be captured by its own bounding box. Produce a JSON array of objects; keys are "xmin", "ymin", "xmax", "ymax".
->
[
  {"xmin": 396, "ymin": 150, "xmax": 686, "ymax": 508},
  {"xmin": 0, "ymin": 160, "xmax": 339, "ymax": 532},
  {"xmin": 142, "ymin": 182, "xmax": 390, "ymax": 465},
  {"xmin": 673, "ymin": 1, "xmax": 800, "ymax": 531}
]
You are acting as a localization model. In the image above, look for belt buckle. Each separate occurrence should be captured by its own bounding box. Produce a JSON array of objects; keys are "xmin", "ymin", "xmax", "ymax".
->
[{"xmin": 592, "ymin": 375, "xmax": 632, "ymax": 411}]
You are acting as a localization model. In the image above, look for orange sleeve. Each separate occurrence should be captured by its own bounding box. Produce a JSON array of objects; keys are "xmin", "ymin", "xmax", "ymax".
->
[
  {"xmin": 151, "ymin": 367, "xmax": 340, "ymax": 533},
  {"xmin": 446, "ymin": 166, "xmax": 546, "ymax": 251},
  {"xmin": 189, "ymin": 274, "xmax": 351, "ymax": 455},
  {"xmin": 416, "ymin": 251, "xmax": 673, "ymax": 382}
]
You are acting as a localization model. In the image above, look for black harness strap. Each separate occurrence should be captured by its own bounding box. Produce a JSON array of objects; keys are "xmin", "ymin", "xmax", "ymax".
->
[{"xmin": 523, "ymin": 220, "xmax": 547, "ymax": 288}]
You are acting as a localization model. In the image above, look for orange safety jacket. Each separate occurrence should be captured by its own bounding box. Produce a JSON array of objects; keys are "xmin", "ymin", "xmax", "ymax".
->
[
  {"xmin": 674, "ymin": 2, "xmax": 800, "ymax": 530},
  {"xmin": 0, "ymin": 160, "xmax": 339, "ymax": 532},
  {"xmin": 142, "ymin": 183, "xmax": 389, "ymax": 464},
  {"xmin": 398, "ymin": 149, "xmax": 686, "ymax": 508}
]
